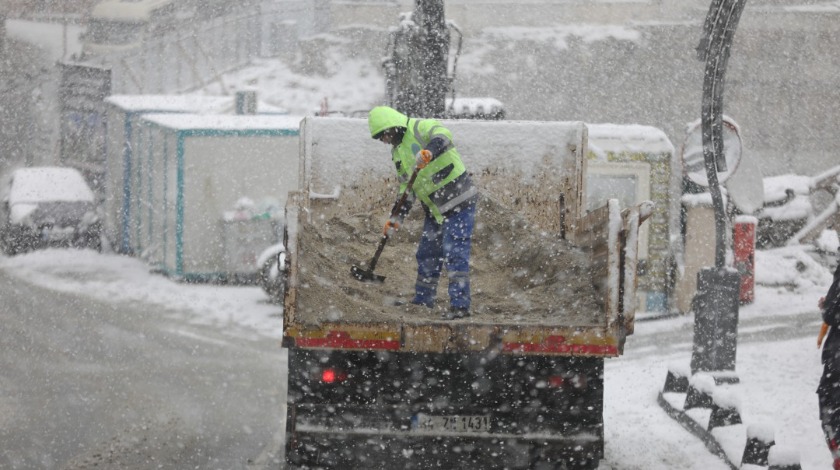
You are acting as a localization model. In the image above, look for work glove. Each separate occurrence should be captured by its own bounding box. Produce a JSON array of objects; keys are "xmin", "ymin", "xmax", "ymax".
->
[
  {"xmin": 383, "ymin": 216, "xmax": 401, "ymax": 235},
  {"xmin": 415, "ymin": 149, "xmax": 432, "ymax": 169},
  {"xmin": 819, "ymin": 322, "xmax": 829, "ymax": 348}
]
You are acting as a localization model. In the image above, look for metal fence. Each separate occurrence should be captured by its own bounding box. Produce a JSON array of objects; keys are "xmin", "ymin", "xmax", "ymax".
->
[
  {"xmin": 54, "ymin": 1, "xmax": 329, "ymax": 191},
  {"xmin": 94, "ymin": 1, "xmax": 329, "ymax": 95}
]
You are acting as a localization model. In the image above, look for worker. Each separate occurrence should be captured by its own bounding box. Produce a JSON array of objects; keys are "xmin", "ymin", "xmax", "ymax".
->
[
  {"xmin": 368, "ymin": 105, "xmax": 478, "ymax": 320},
  {"xmin": 818, "ymin": 255, "xmax": 840, "ymax": 470}
]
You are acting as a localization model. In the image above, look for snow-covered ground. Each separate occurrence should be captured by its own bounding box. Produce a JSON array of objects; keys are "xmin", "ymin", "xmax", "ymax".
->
[
  {"xmin": 608, "ymin": 243, "xmax": 834, "ymax": 469},
  {"xmin": 0, "ymin": 249, "xmax": 282, "ymax": 342},
  {"xmin": 4, "ymin": 13, "xmax": 839, "ymax": 469},
  {"xmin": 1, "ymin": 243, "xmax": 835, "ymax": 469}
]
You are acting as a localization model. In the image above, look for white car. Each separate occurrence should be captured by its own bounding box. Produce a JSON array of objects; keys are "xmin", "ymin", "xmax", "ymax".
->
[{"xmin": 0, "ymin": 167, "xmax": 102, "ymax": 255}]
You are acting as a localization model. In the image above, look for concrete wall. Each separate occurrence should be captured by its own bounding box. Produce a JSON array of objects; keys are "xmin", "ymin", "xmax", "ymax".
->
[{"xmin": 676, "ymin": 201, "xmax": 716, "ymax": 313}]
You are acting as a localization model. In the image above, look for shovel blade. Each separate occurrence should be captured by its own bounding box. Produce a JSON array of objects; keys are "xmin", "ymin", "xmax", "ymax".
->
[{"xmin": 351, "ymin": 265, "xmax": 386, "ymax": 283}]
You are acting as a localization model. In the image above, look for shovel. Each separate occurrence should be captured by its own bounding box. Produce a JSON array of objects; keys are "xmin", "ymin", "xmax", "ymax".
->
[{"xmin": 351, "ymin": 165, "xmax": 421, "ymax": 283}]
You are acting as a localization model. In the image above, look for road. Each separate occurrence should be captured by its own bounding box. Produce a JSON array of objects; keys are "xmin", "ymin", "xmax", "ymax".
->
[
  {"xmin": 0, "ymin": 268, "xmax": 286, "ymax": 470},
  {"xmin": 625, "ymin": 309, "xmax": 821, "ymax": 361},
  {"xmin": 0, "ymin": 246, "xmax": 822, "ymax": 470}
]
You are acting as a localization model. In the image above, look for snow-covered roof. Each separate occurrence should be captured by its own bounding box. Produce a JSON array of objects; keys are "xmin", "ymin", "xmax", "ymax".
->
[
  {"xmin": 105, "ymin": 94, "xmax": 288, "ymax": 115},
  {"xmin": 763, "ymin": 173, "xmax": 812, "ymax": 203},
  {"xmin": 482, "ymin": 24, "xmax": 642, "ymax": 50},
  {"xmin": 90, "ymin": 0, "xmax": 174, "ymax": 22},
  {"xmin": 140, "ymin": 113, "xmax": 303, "ymax": 132},
  {"xmin": 681, "ymin": 191, "xmax": 728, "ymax": 208},
  {"xmin": 587, "ymin": 123, "xmax": 676, "ymax": 155},
  {"xmin": 446, "ymin": 97, "xmax": 504, "ymax": 115},
  {"xmin": 8, "ymin": 167, "xmax": 94, "ymax": 204},
  {"xmin": 762, "ymin": 194, "xmax": 812, "ymax": 221},
  {"xmin": 106, "ymin": 95, "xmax": 232, "ymax": 113}
]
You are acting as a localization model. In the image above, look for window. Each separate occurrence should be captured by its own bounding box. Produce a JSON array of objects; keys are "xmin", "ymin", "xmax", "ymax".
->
[{"xmin": 586, "ymin": 161, "xmax": 651, "ymax": 259}]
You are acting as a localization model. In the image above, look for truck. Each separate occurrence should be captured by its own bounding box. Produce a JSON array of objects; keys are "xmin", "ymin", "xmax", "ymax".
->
[{"xmin": 281, "ymin": 116, "xmax": 651, "ymax": 469}]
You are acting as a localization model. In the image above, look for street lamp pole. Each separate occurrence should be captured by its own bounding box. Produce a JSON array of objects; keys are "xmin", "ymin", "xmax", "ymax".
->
[
  {"xmin": 700, "ymin": 0, "xmax": 748, "ymax": 270},
  {"xmin": 690, "ymin": 0, "xmax": 748, "ymax": 376}
]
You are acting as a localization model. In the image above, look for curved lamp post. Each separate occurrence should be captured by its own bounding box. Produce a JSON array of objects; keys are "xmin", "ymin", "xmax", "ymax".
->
[{"xmin": 690, "ymin": 0, "xmax": 749, "ymax": 376}]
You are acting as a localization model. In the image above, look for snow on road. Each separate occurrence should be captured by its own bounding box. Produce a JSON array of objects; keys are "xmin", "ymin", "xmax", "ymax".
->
[
  {"xmin": 0, "ymin": 249, "xmax": 283, "ymax": 341},
  {"xmin": 0, "ymin": 245, "xmax": 835, "ymax": 468}
]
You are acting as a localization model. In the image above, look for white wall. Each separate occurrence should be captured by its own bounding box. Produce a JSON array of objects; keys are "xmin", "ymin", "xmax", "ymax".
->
[
  {"xmin": 181, "ymin": 135, "xmax": 298, "ymax": 274},
  {"xmin": 300, "ymin": 116, "xmax": 587, "ymax": 236}
]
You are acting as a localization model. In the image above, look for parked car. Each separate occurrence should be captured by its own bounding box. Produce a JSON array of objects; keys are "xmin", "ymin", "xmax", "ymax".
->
[{"xmin": 0, "ymin": 167, "xmax": 102, "ymax": 255}]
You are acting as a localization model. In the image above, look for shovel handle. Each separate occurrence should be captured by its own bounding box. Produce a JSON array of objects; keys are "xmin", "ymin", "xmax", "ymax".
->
[
  {"xmin": 367, "ymin": 233, "xmax": 389, "ymax": 272},
  {"xmin": 389, "ymin": 166, "xmax": 421, "ymax": 219},
  {"xmin": 366, "ymin": 165, "xmax": 422, "ymax": 273}
]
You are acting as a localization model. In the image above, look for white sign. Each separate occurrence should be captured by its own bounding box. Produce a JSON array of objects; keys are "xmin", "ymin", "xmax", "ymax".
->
[
  {"xmin": 681, "ymin": 117, "xmax": 742, "ymax": 187},
  {"xmin": 726, "ymin": 149, "xmax": 765, "ymax": 214}
]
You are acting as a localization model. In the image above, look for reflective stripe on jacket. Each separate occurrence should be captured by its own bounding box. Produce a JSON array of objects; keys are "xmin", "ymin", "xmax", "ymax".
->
[{"xmin": 392, "ymin": 118, "xmax": 477, "ymax": 223}]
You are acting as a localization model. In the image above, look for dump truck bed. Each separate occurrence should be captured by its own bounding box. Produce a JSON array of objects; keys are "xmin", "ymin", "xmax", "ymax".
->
[{"xmin": 283, "ymin": 117, "xmax": 642, "ymax": 357}]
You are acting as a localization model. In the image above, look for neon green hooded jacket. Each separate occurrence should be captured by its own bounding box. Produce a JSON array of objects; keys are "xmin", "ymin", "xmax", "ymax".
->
[{"xmin": 368, "ymin": 106, "xmax": 477, "ymax": 223}]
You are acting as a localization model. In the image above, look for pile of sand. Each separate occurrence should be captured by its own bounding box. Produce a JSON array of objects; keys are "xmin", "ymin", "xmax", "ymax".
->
[{"xmin": 293, "ymin": 194, "xmax": 603, "ymax": 326}]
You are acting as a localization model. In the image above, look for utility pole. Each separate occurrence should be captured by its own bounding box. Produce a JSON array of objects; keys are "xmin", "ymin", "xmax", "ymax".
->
[
  {"xmin": 384, "ymin": 0, "xmax": 450, "ymax": 118},
  {"xmin": 690, "ymin": 0, "xmax": 749, "ymax": 377},
  {"xmin": 414, "ymin": 0, "xmax": 448, "ymax": 118}
]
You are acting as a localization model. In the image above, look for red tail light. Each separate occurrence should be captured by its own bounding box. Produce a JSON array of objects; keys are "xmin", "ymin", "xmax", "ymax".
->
[
  {"xmin": 548, "ymin": 376, "xmax": 565, "ymax": 388},
  {"xmin": 548, "ymin": 374, "xmax": 587, "ymax": 389},
  {"xmin": 320, "ymin": 368, "xmax": 347, "ymax": 384}
]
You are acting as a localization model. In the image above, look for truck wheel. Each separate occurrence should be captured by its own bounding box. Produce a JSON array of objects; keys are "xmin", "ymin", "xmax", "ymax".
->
[
  {"xmin": 85, "ymin": 230, "xmax": 103, "ymax": 252},
  {"xmin": 76, "ymin": 223, "xmax": 102, "ymax": 252},
  {"xmin": 9, "ymin": 232, "xmax": 38, "ymax": 255},
  {"xmin": 2, "ymin": 227, "xmax": 31, "ymax": 255},
  {"xmin": 258, "ymin": 252, "xmax": 286, "ymax": 303},
  {"xmin": 1, "ymin": 238, "xmax": 15, "ymax": 256}
]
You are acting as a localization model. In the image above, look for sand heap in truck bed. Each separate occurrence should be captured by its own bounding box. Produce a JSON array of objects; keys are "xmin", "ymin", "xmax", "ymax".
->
[{"xmin": 292, "ymin": 193, "xmax": 603, "ymax": 326}]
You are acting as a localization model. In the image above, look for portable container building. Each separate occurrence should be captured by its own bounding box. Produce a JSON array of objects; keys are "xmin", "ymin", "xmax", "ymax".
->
[
  {"xmin": 104, "ymin": 95, "xmax": 230, "ymax": 254},
  {"xmin": 130, "ymin": 113, "xmax": 301, "ymax": 281},
  {"xmin": 104, "ymin": 94, "xmax": 287, "ymax": 254}
]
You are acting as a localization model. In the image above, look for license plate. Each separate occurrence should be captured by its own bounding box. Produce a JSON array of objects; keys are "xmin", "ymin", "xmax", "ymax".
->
[{"xmin": 411, "ymin": 413, "xmax": 491, "ymax": 433}]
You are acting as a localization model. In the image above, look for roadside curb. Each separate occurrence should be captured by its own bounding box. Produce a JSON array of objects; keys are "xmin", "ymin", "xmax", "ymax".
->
[
  {"xmin": 657, "ymin": 366, "xmax": 800, "ymax": 470},
  {"xmin": 657, "ymin": 391, "xmax": 739, "ymax": 470}
]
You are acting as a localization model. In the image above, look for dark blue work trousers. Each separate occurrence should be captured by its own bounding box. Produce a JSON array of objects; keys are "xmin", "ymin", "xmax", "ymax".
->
[{"xmin": 412, "ymin": 201, "xmax": 476, "ymax": 310}]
